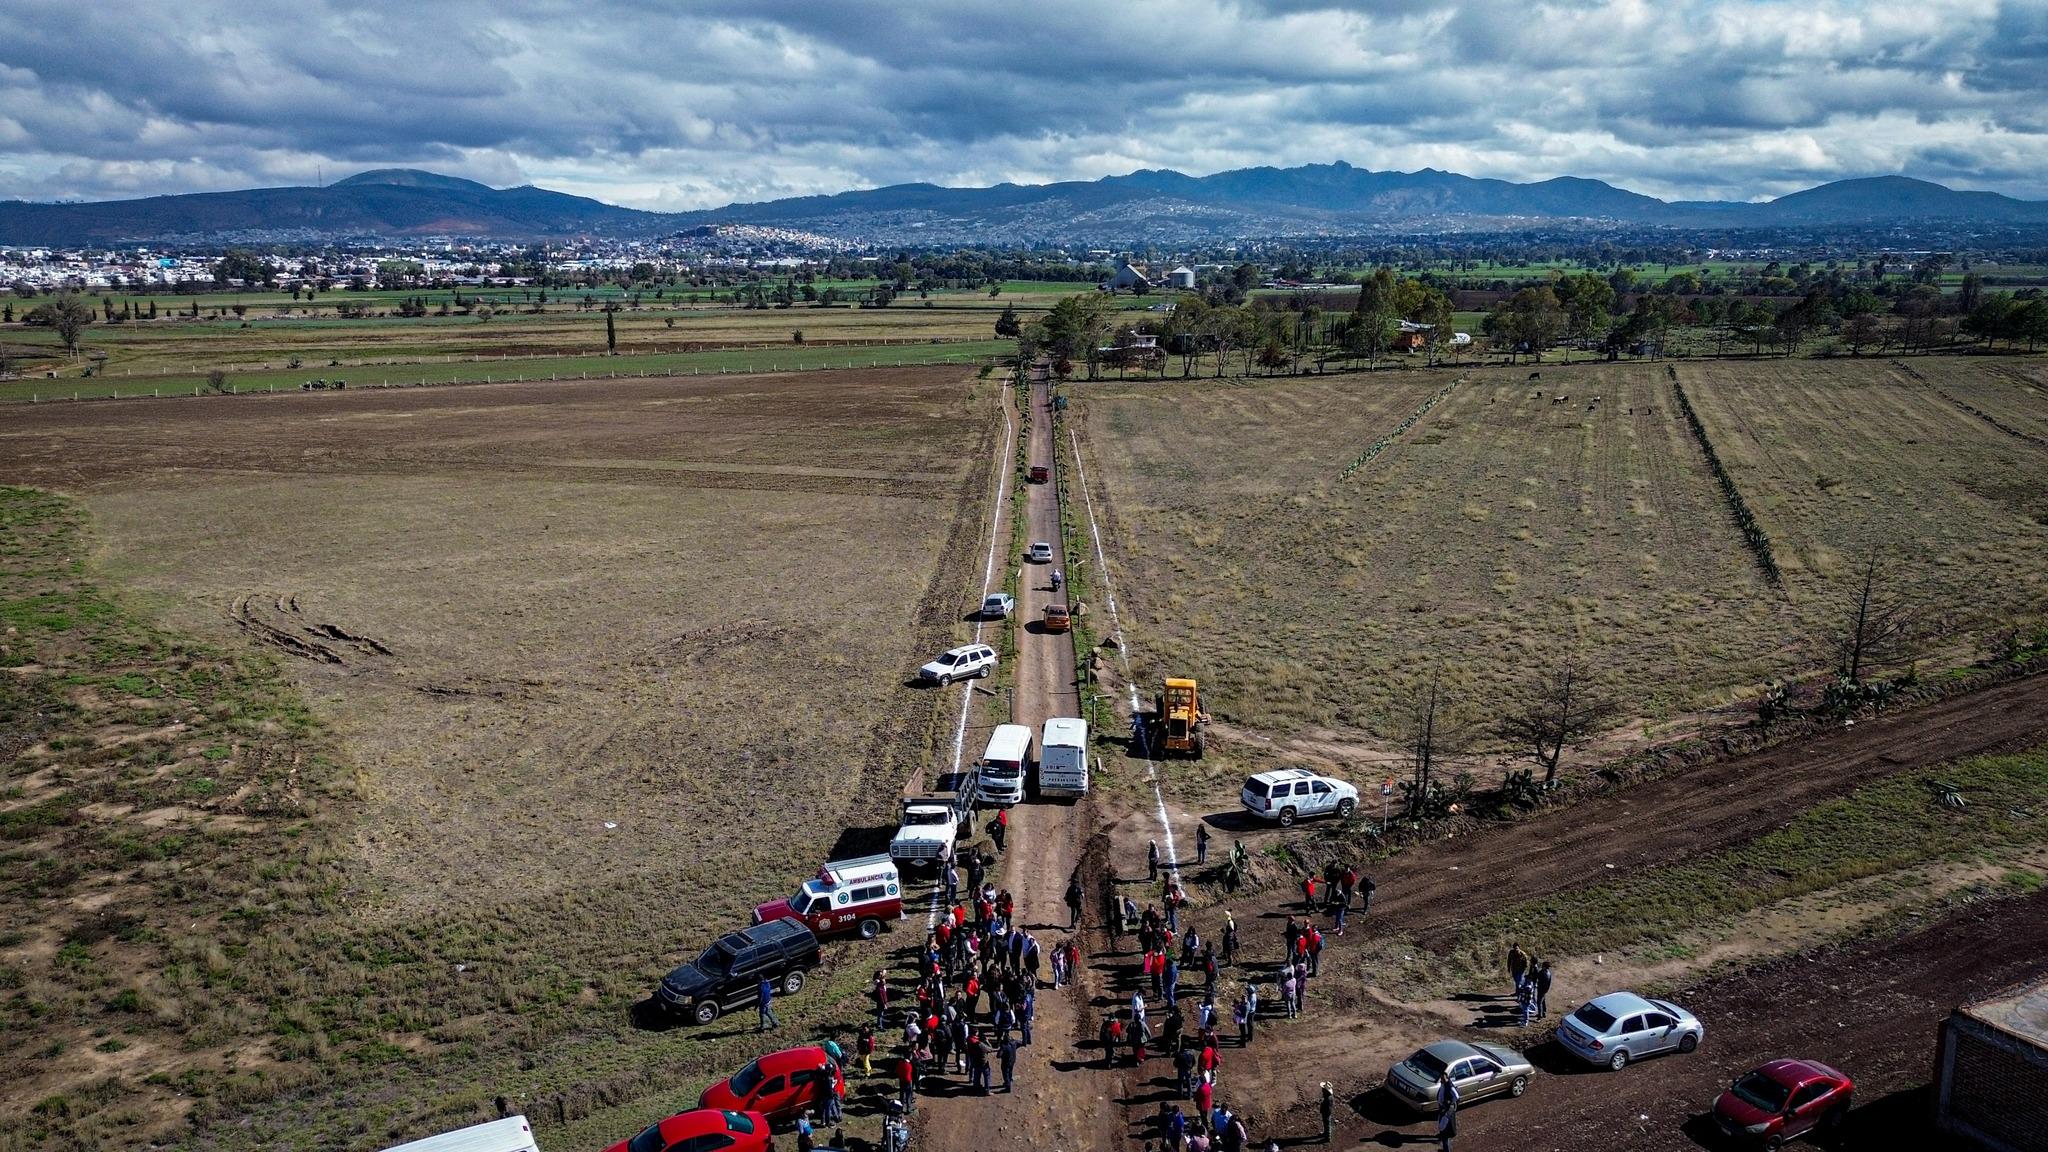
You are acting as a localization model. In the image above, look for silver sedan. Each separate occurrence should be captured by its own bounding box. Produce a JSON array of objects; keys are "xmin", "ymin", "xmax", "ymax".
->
[
  {"xmin": 1384, "ymin": 1040, "xmax": 1535, "ymax": 1113},
  {"xmin": 1554, "ymin": 990, "xmax": 1705, "ymax": 1070}
]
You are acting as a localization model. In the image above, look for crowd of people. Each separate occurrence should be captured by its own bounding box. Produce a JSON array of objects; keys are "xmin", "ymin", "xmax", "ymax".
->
[{"xmin": 804, "ymin": 828, "xmax": 1507, "ymax": 1152}]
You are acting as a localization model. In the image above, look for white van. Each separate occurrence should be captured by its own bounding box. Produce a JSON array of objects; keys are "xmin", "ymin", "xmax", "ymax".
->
[
  {"xmin": 975, "ymin": 723, "xmax": 1033, "ymax": 806},
  {"xmin": 379, "ymin": 1117, "xmax": 540, "ymax": 1152},
  {"xmin": 1038, "ymin": 717, "xmax": 1090, "ymax": 799}
]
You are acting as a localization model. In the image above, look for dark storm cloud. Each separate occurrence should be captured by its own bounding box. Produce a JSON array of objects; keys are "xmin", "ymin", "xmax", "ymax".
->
[{"xmin": 0, "ymin": 0, "xmax": 2042, "ymax": 208}]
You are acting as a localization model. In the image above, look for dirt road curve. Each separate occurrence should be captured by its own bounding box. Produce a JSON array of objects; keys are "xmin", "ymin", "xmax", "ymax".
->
[
  {"xmin": 1376, "ymin": 672, "xmax": 2048, "ymax": 936},
  {"xmin": 1457, "ymin": 888, "xmax": 2048, "ymax": 1150},
  {"xmin": 915, "ymin": 374, "xmax": 1119, "ymax": 1152}
]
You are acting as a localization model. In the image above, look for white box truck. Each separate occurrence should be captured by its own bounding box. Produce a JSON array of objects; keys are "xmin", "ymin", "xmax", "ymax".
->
[{"xmin": 1037, "ymin": 717, "xmax": 1090, "ymax": 799}]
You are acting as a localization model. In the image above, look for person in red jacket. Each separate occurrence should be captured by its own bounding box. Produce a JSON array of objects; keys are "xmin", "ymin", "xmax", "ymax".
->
[
  {"xmin": 1301, "ymin": 874, "xmax": 1318, "ymax": 912},
  {"xmin": 897, "ymin": 1051, "xmax": 917, "ymax": 1114}
]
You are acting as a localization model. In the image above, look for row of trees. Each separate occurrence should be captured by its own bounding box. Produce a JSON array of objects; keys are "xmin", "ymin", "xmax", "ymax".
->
[{"xmin": 1008, "ymin": 269, "xmax": 1465, "ymax": 378}]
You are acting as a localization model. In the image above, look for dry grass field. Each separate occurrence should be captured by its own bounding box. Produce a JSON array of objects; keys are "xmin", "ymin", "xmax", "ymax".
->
[
  {"xmin": 0, "ymin": 368, "xmax": 1001, "ymax": 1150},
  {"xmin": 1076, "ymin": 357, "xmax": 2048, "ymax": 758}
]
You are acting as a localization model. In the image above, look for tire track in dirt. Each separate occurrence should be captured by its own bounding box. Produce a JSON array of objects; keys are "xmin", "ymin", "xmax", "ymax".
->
[{"xmin": 229, "ymin": 591, "xmax": 395, "ymax": 664}]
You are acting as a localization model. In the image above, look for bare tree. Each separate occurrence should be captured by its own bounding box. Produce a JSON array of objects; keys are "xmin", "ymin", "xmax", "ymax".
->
[
  {"xmin": 1400, "ymin": 669, "xmax": 1473, "ymax": 816},
  {"xmin": 1498, "ymin": 658, "xmax": 1616, "ymax": 786},
  {"xmin": 1832, "ymin": 553, "xmax": 1919, "ymax": 682}
]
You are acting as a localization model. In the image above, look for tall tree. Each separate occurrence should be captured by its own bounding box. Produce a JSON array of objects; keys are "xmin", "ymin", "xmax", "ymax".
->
[
  {"xmin": 26, "ymin": 292, "xmax": 94, "ymax": 353},
  {"xmin": 604, "ymin": 303, "xmax": 618, "ymax": 354},
  {"xmin": 1557, "ymin": 273, "xmax": 1616, "ymax": 361},
  {"xmin": 994, "ymin": 303, "xmax": 1022, "ymax": 338},
  {"xmin": 1350, "ymin": 267, "xmax": 1398, "ymax": 365}
]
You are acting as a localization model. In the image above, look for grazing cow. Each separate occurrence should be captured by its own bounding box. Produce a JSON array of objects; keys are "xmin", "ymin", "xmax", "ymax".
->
[
  {"xmin": 1552, "ymin": 395, "xmax": 1568, "ymax": 404},
  {"xmin": 1528, "ymin": 371, "xmax": 1542, "ymax": 380}
]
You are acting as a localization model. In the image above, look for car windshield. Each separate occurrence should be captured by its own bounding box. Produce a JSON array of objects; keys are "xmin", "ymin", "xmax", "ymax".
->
[
  {"xmin": 1247, "ymin": 781, "xmax": 1269, "ymax": 797},
  {"xmin": 1404, "ymin": 1049, "xmax": 1450, "ymax": 1079},
  {"xmin": 1732, "ymin": 1072, "xmax": 1790, "ymax": 1113},
  {"xmin": 728, "ymin": 1059, "xmax": 765, "ymax": 1098},
  {"xmin": 724, "ymin": 1111, "xmax": 756, "ymax": 1134},
  {"xmin": 625, "ymin": 1123, "xmax": 667, "ymax": 1152},
  {"xmin": 695, "ymin": 941, "xmax": 739, "ymax": 973},
  {"xmin": 1573, "ymin": 1003, "xmax": 1617, "ymax": 1032},
  {"xmin": 904, "ymin": 810, "xmax": 948, "ymax": 826}
]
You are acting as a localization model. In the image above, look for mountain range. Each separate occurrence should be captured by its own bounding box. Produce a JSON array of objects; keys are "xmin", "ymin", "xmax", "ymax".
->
[{"xmin": 3, "ymin": 163, "xmax": 2046, "ymax": 246}]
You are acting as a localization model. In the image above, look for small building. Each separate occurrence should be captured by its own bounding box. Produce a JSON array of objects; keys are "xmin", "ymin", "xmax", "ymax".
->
[
  {"xmin": 1104, "ymin": 260, "xmax": 1151, "ymax": 293},
  {"xmin": 1935, "ymin": 975, "xmax": 2048, "ymax": 1151},
  {"xmin": 1167, "ymin": 266, "xmax": 1196, "ymax": 290}
]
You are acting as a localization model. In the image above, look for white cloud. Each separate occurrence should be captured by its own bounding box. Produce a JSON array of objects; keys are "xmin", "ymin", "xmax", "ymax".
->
[{"xmin": 0, "ymin": 0, "xmax": 2040, "ymax": 208}]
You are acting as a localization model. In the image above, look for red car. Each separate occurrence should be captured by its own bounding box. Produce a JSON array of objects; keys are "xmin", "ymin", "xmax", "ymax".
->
[
  {"xmin": 601, "ymin": 1108, "xmax": 770, "ymax": 1152},
  {"xmin": 701, "ymin": 1046, "xmax": 844, "ymax": 1126},
  {"xmin": 1712, "ymin": 1058, "xmax": 1852, "ymax": 1148}
]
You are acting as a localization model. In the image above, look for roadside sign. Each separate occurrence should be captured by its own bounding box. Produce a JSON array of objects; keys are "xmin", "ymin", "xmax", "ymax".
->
[{"xmin": 1379, "ymin": 778, "xmax": 1395, "ymax": 797}]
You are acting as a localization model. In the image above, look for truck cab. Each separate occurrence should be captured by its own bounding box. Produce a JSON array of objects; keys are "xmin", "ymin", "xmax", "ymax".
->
[{"xmin": 754, "ymin": 854, "xmax": 903, "ymax": 941}]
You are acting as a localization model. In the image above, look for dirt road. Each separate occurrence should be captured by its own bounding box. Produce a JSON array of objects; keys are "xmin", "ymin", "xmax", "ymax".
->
[
  {"xmin": 914, "ymin": 373, "xmax": 1120, "ymax": 1151},
  {"xmin": 1111, "ymin": 673, "xmax": 2048, "ymax": 1148},
  {"xmin": 1373, "ymin": 671, "xmax": 2048, "ymax": 936},
  {"xmin": 1456, "ymin": 888, "xmax": 2048, "ymax": 1150}
]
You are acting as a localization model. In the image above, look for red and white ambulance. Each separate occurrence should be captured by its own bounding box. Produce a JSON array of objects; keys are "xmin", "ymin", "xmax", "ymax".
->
[{"xmin": 753, "ymin": 854, "xmax": 903, "ymax": 940}]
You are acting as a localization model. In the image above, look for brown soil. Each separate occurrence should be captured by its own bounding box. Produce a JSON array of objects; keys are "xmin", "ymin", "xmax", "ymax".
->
[
  {"xmin": 1370, "ymin": 672, "xmax": 2048, "ymax": 937},
  {"xmin": 913, "ymin": 374, "xmax": 1124, "ymax": 1151},
  {"xmin": 1456, "ymin": 889, "xmax": 2048, "ymax": 1150}
]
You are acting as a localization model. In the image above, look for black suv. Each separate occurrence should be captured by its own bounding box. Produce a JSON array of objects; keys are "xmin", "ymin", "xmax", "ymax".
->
[{"xmin": 655, "ymin": 919, "xmax": 820, "ymax": 1025}]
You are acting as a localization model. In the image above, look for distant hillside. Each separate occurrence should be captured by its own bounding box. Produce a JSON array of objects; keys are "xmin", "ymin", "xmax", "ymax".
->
[
  {"xmin": 2, "ymin": 164, "xmax": 2044, "ymax": 246},
  {"xmin": 0, "ymin": 169, "xmax": 665, "ymax": 245}
]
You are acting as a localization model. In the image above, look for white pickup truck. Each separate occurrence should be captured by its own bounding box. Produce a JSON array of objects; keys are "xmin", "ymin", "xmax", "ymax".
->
[{"xmin": 889, "ymin": 764, "xmax": 978, "ymax": 869}]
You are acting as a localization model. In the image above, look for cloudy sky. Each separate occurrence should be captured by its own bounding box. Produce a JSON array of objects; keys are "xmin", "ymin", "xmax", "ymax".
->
[{"xmin": 2, "ymin": 0, "xmax": 2044, "ymax": 209}]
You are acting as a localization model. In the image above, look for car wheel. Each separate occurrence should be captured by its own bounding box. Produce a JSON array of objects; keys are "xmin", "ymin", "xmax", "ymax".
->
[
  {"xmin": 1508, "ymin": 1075, "xmax": 1528, "ymax": 1097},
  {"xmin": 978, "ymin": 665, "xmax": 992, "ymax": 678},
  {"xmin": 692, "ymin": 1000, "xmax": 719, "ymax": 1026},
  {"xmin": 939, "ymin": 673, "xmax": 953, "ymax": 686},
  {"xmin": 1678, "ymin": 1032, "xmax": 1699, "ymax": 1054},
  {"xmin": 1608, "ymin": 1049, "xmax": 1630, "ymax": 1072},
  {"xmin": 1336, "ymin": 798, "xmax": 1356, "ymax": 819},
  {"xmin": 1762, "ymin": 1137, "xmax": 1783, "ymax": 1152},
  {"xmin": 783, "ymin": 969, "xmax": 806, "ymax": 996},
  {"xmin": 858, "ymin": 918, "xmax": 881, "ymax": 940},
  {"xmin": 1278, "ymin": 807, "xmax": 1297, "ymax": 827}
]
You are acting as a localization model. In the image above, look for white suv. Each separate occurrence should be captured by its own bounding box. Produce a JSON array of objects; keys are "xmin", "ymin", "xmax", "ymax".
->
[
  {"xmin": 1241, "ymin": 768, "xmax": 1358, "ymax": 826},
  {"xmin": 1027, "ymin": 541, "xmax": 1054, "ymax": 563},
  {"xmin": 918, "ymin": 643, "xmax": 997, "ymax": 686}
]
